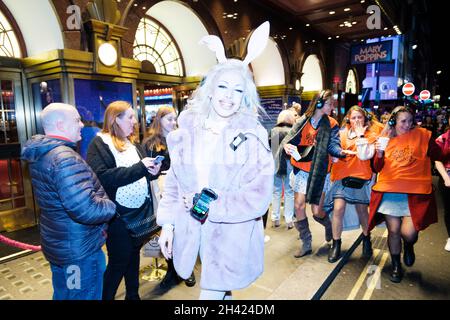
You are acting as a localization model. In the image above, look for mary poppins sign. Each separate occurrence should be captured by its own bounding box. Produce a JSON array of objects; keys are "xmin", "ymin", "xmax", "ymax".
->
[{"xmin": 350, "ymin": 41, "xmax": 393, "ymax": 65}]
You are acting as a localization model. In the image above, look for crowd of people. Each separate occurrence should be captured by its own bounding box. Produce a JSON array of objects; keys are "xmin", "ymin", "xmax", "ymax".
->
[
  {"xmin": 21, "ymin": 20, "xmax": 450, "ymax": 299},
  {"xmin": 270, "ymin": 100, "xmax": 450, "ymax": 283}
]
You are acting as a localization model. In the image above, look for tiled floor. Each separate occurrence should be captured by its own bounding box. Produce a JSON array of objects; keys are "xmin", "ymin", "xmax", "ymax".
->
[
  {"xmin": 2, "ymin": 193, "xmax": 447, "ymax": 300},
  {"xmin": 0, "ymin": 208, "xmax": 359, "ymax": 300}
]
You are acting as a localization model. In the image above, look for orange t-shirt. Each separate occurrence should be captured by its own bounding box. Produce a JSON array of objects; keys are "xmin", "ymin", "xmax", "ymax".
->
[
  {"xmin": 330, "ymin": 127, "xmax": 373, "ymax": 181},
  {"xmin": 373, "ymin": 127, "xmax": 432, "ymax": 194},
  {"xmin": 291, "ymin": 116, "xmax": 338, "ymax": 173}
]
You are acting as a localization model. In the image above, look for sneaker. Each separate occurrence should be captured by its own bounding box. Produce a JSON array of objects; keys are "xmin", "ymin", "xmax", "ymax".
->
[
  {"xmin": 287, "ymin": 222, "xmax": 294, "ymax": 230},
  {"xmin": 445, "ymin": 238, "xmax": 450, "ymax": 252},
  {"xmin": 272, "ymin": 220, "xmax": 280, "ymax": 228},
  {"xmin": 264, "ymin": 235, "xmax": 271, "ymax": 243}
]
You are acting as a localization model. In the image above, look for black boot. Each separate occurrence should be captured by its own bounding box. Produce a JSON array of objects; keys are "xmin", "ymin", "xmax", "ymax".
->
[
  {"xmin": 313, "ymin": 215, "xmax": 332, "ymax": 242},
  {"xmin": 403, "ymin": 241, "xmax": 415, "ymax": 267},
  {"xmin": 294, "ymin": 219, "xmax": 312, "ymax": 258},
  {"xmin": 159, "ymin": 259, "xmax": 181, "ymax": 289},
  {"xmin": 328, "ymin": 239, "xmax": 342, "ymax": 263},
  {"xmin": 362, "ymin": 234, "xmax": 373, "ymax": 258},
  {"xmin": 184, "ymin": 272, "xmax": 196, "ymax": 287},
  {"xmin": 390, "ymin": 254, "xmax": 404, "ymax": 283}
]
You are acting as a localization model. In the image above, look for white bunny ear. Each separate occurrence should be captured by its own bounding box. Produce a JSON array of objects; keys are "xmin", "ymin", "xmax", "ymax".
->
[
  {"xmin": 243, "ymin": 21, "xmax": 270, "ymax": 66},
  {"xmin": 199, "ymin": 35, "xmax": 227, "ymax": 64}
]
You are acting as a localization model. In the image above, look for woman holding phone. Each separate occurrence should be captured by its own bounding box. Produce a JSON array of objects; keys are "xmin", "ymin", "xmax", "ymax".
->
[
  {"xmin": 87, "ymin": 101, "xmax": 161, "ymax": 300},
  {"xmin": 143, "ymin": 106, "xmax": 196, "ymax": 288},
  {"xmin": 157, "ymin": 22, "xmax": 274, "ymax": 300}
]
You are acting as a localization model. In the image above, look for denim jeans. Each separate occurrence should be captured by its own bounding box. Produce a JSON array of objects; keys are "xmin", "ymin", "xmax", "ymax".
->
[
  {"xmin": 271, "ymin": 160, "xmax": 294, "ymax": 223},
  {"xmin": 50, "ymin": 248, "xmax": 106, "ymax": 300}
]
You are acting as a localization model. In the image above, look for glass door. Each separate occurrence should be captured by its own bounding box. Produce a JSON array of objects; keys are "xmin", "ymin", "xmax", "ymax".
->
[{"xmin": 0, "ymin": 72, "xmax": 36, "ymax": 232}]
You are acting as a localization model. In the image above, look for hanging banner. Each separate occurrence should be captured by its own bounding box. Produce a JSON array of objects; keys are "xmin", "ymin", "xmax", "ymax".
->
[{"xmin": 350, "ymin": 40, "xmax": 393, "ymax": 65}]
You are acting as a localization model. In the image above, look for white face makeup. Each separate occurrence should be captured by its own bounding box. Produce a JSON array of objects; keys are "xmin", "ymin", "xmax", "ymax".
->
[
  {"xmin": 211, "ymin": 70, "xmax": 245, "ymax": 118},
  {"xmin": 160, "ymin": 112, "xmax": 177, "ymax": 135},
  {"xmin": 395, "ymin": 111, "xmax": 413, "ymax": 135},
  {"xmin": 116, "ymin": 108, "xmax": 137, "ymax": 137}
]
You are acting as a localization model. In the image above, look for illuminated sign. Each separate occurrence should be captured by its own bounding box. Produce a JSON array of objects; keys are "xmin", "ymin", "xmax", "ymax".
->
[{"xmin": 351, "ymin": 41, "xmax": 393, "ymax": 65}]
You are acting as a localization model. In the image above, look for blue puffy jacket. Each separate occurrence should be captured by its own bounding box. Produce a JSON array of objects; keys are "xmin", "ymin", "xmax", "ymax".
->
[{"xmin": 21, "ymin": 135, "xmax": 116, "ymax": 266}]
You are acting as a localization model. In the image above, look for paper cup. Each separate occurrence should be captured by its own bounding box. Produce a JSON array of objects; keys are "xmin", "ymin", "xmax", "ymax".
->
[{"xmin": 377, "ymin": 137, "xmax": 390, "ymax": 150}]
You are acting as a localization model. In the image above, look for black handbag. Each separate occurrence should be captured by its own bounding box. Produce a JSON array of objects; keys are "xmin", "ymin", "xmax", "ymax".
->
[
  {"xmin": 118, "ymin": 197, "xmax": 160, "ymax": 246},
  {"xmin": 341, "ymin": 177, "xmax": 367, "ymax": 189}
]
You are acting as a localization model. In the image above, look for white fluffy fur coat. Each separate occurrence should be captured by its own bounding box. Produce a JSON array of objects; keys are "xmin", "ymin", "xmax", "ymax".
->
[{"xmin": 157, "ymin": 109, "xmax": 274, "ymax": 291}]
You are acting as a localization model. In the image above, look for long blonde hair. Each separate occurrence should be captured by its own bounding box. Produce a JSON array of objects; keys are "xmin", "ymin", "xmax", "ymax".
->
[
  {"xmin": 102, "ymin": 101, "xmax": 138, "ymax": 152},
  {"xmin": 188, "ymin": 59, "xmax": 265, "ymax": 118},
  {"xmin": 144, "ymin": 106, "xmax": 176, "ymax": 152}
]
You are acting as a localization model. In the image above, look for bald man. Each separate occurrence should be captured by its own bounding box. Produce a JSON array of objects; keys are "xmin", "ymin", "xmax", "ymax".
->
[{"xmin": 22, "ymin": 103, "xmax": 116, "ymax": 300}]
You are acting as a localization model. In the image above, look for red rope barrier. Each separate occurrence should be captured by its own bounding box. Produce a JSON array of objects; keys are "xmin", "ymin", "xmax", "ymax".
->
[{"xmin": 0, "ymin": 234, "xmax": 41, "ymax": 251}]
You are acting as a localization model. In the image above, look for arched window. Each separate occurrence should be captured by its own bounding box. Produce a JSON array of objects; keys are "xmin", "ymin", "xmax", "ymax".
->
[
  {"xmin": 133, "ymin": 17, "xmax": 183, "ymax": 76},
  {"xmin": 0, "ymin": 10, "xmax": 21, "ymax": 58},
  {"xmin": 345, "ymin": 69, "xmax": 357, "ymax": 94},
  {"xmin": 301, "ymin": 55, "xmax": 323, "ymax": 92},
  {"xmin": 251, "ymin": 38, "xmax": 285, "ymax": 87}
]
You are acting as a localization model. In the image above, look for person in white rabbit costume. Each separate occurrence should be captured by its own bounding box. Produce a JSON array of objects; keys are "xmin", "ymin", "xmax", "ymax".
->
[{"xmin": 157, "ymin": 22, "xmax": 274, "ymax": 300}]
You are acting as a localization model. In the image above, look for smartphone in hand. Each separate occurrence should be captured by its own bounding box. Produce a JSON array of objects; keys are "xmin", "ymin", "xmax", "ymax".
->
[
  {"xmin": 191, "ymin": 188, "xmax": 218, "ymax": 223},
  {"xmin": 153, "ymin": 155, "xmax": 165, "ymax": 165}
]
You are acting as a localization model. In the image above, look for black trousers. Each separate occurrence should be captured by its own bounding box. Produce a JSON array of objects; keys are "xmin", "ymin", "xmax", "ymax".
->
[
  {"xmin": 438, "ymin": 177, "xmax": 450, "ymax": 237},
  {"xmin": 102, "ymin": 217, "xmax": 141, "ymax": 300}
]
